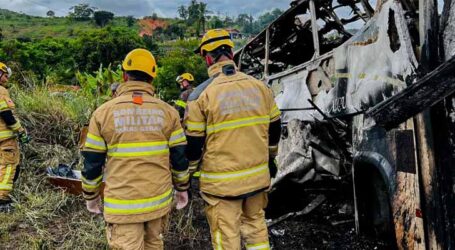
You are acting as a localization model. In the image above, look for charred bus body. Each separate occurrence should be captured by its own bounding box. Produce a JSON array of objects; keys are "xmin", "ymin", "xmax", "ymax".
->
[{"xmin": 235, "ymin": 0, "xmax": 455, "ymax": 249}]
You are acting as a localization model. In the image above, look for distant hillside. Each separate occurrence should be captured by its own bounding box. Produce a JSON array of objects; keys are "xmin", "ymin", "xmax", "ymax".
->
[
  {"xmin": 0, "ymin": 3, "xmax": 285, "ymax": 42},
  {"xmin": 0, "ymin": 8, "xmax": 22, "ymax": 16},
  {"xmin": 0, "ymin": 8, "xmax": 140, "ymax": 40},
  {"xmin": 139, "ymin": 18, "xmax": 169, "ymax": 37}
]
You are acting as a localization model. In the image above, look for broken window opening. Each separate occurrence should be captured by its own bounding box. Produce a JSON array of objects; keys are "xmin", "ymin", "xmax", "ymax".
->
[
  {"xmin": 235, "ymin": 0, "xmax": 377, "ymax": 77},
  {"xmin": 388, "ymin": 9, "xmax": 401, "ymax": 53}
]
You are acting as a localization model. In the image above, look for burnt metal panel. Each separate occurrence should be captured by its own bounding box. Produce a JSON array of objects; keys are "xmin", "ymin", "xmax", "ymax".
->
[{"xmin": 367, "ymin": 56, "xmax": 455, "ymax": 129}]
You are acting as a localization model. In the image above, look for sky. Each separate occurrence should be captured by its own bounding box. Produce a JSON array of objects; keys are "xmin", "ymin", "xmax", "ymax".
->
[
  {"xmin": 0, "ymin": 0, "xmax": 291, "ymax": 18},
  {"xmin": 0, "ymin": 0, "xmax": 445, "ymax": 18}
]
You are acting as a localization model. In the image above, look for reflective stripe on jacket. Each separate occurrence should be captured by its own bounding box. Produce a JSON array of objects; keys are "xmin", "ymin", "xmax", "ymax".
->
[
  {"xmin": 185, "ymin": 61, "xmax": 281, "ymax": 197},
  {"xmin": 82, "ymin": 81, "xmax": 188, "ymax": 224},
  {"xmin": 0, "ymin": 86, "xmax": 21, "ymax": 142}
]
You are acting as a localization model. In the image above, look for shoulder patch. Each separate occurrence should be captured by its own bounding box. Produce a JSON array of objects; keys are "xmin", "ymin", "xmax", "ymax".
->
[{"xmin": 188, "ymin": 73, "xmax": 220, "ymax": 101}]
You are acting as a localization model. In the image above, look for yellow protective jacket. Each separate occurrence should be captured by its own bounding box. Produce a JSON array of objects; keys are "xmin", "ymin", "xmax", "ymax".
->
[
  {"xmin": 185, "ymin": 60, "xmax": 281, "ymax": 197},
  {"xmin": 81, "ymin": 81, "xmax": 189, "ymax": 224},
  {"xmin": 0, "ymin": 86, "xmax": 23, "ymax": 141},
  {"xmin": 174, "ymin": 87, "xmax": 194, "ymax": 120}
]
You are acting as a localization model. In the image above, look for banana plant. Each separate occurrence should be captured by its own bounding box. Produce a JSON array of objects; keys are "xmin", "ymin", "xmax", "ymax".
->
[{"xmin": 76, "ymin": 63, "xmax": 123, "ymax": 112}]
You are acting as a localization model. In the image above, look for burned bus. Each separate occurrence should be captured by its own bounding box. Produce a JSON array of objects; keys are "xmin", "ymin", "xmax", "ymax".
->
[{"xmin": 234, "ymin": 0, "xmax": 455, "ymax": 249}]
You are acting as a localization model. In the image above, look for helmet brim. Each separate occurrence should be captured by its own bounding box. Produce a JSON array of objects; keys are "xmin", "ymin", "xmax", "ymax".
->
[{"xmin": 194, "ymin": 46, "xmax": 202, "ymax": 55}]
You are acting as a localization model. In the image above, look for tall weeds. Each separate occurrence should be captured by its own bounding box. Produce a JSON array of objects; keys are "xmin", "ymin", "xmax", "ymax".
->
[{"xmin": 0, "ymin": 77, "xmax": 211, "ymax": 249}]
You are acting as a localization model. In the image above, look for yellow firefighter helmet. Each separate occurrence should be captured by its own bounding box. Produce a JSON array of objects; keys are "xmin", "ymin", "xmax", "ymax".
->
[
  {"xmin": 194, "ymin": 29, "xmax": 234, "ymax": 55},
  {"xmin": 176, "ymin": 73, "xmax": 195, "ymax": 83},
  {"xmin": 0, "ymin": 62, "xmax": 12, "ymax": 78},
  {"xmin": 122, "ymin": 49, "xmax": 157, "ymax": 78}
]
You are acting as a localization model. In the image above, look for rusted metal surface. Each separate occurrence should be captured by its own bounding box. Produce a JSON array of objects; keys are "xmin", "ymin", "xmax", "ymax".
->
[
  {"xmin": 388, "ymin": 126, "xmax": 426, "ymax": 250},
  {"xmin": 416, "ymin": 14, "xmax": 442, "ymax": 250},
  {"xmin": 391, "ymin": 170, "xmax": 424, "ymax": 250},
  {"xmin": 351, "ymin": 122, "xmax": 425, "ymax": 249},
  {"xmin": 414, "ymin": 112, "xmax": 442, "ymax": 250}
]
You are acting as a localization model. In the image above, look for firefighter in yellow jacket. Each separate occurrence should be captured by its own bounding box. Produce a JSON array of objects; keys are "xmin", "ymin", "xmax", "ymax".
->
[
  {"xmin": 185, "ymin": 30, "xmax": 282, "ymax": 250},
  {"xmin": 0, "ymin": 62, "xmax": 30, "ymax": 212},
  {"xmin": 81, "ymin": 49, "xmax": 190, "ymax": 250},
  {"xmin": 174, "ymin": 73, "xmax": 195, "ymax": 121}
]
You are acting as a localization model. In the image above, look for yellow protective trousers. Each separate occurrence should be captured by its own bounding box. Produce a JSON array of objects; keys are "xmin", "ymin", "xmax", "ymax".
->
[
  {"xmin": 0, "ymin": 139, "xmax": 20, "ymax": 200},
  {"xmin": 106, "ymin": 214, "xmax": 169, "ymax": 250},
  {"xmin": 202, "ymin": 191, "xmax": 270, "ymax": 250}
]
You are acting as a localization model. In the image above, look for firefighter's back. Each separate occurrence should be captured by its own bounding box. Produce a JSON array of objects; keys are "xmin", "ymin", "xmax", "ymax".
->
[
  {"xmin": 90, "ymin": 81, "xmax": 179, "ymax": 223},
  {"xmin": 187, "ymin": 61, "xmax": 280, "ymax": 197}
]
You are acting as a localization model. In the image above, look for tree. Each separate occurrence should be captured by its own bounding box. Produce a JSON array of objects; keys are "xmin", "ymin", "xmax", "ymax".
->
[
  {"xmin": 151, "ymin": 13, "xmax": 158, "ymax": 20},
  {"xmin": 236, "ymin": 14, "xmax": 250, "ymax": 27},
  {"xmin": 126, "ymin": 16, "xmax": 135, "ymax": 27},
  {"xmin": 69, "ymin": 4, "xmax": 96, "ymax": 21},
  {"xmin": 154, "ymin": 40, "xmax": 208, "ymax": 101},
  {"xmin": 236, "ymin": 13, "xmax": 255, "ymax": 33},
  {"xmin": 197, "ymin": 2, "xmax": 209, "ymax": 34},
  {"xmin": 178, "ymin": 5, "xmax": 188, "ymax": 21},
  {"xmin": 166, "ymin": 22, "xmax": 186, "ymax": 39},
  {"xmin": 46, "ymin": 10, "xmax": 55, "ymax": 18},
  {"xmin": 224, "ymin": 16, "xmax": 234, "ymax": 27},
  {"xmin": 271, "ymin": 8, "xmax": 283, "ymax": 18},
  {"xmin": 94, "ymin": 11, "xmax": 114, "ymax": 27},
  {"xmin": 257, "ymin": 8, "xmax": 282, "ymax": 29},
  {"xmin": 209, "ymin": 16, "xmax": 223, "ymax": 29},
  {"xmin": 142, "ymin": 35, "xmax": 159, "ymax": 52},
  {"xmin": 74, "ymin": 27, "xmax": 146, "ymax": 72},
  {"xmin": 188, "ymin": 0, "xmax": 200, "ymax": 24},
  {"xmin": 182, "ymin": 0, "xmax": 210, "ymax": 36},
  {"xmin": 245, "ymin": 14, "xmax": 254, "ymax": 34}
]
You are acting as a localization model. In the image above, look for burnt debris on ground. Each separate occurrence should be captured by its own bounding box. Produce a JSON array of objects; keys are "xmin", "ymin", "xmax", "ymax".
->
[{"xmin": 164, "ymin": 182, "xmax": 387, "ymax": 250}]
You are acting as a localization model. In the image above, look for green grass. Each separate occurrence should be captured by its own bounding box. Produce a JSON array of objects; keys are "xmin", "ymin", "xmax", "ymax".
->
[
  {"xmin": 0, "ymin": 85, "xmax": 211, "ymax": 249},
  {"xmin": 0, "ymin": 86, "xmax": 106, "ymax": 249},
  {"xmin": 0, "ymin": 139, "xmax": 107, "ymax": 249},
  {"xmin": 0, "ymin": 9, "xmax": 140, "ymax": 40},
  {"xmin": 11, "ymin": 86, "xmax": 92, "ymax": 148}
]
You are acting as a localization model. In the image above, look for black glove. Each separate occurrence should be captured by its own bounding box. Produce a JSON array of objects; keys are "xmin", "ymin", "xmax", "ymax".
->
[
  {"xmin": 268, "ymin": 158, "xmax": 278, "ymax": 178},
  {"xmin": 17, "ymin": 130, "xmax": 31, "ymax": 144}
]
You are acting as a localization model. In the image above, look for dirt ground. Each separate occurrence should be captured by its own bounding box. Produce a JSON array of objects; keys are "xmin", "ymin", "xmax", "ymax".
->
[
  {"xmin": 1, "ymin": 160, "xmax": 388, "ymax": 250},
  {"xmin": 267, "ymin": 201, "xmax": 390, "ymax": 250},
  {"xmin": 165, "ymin": 182, "xmax": 390, "ymax": 250},
  {"xmin": 1, "ymin": 174, "xmax": 389, "ymax": 250}
]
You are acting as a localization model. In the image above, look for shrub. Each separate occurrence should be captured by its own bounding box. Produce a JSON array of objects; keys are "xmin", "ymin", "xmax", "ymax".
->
[
  {"xmin": 11, "ymin": 86, "xmax": 91, "ymax": 148},
  {"xmin": 154, "ymin": 39, "xmax": 207, "ymax": 101}
]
